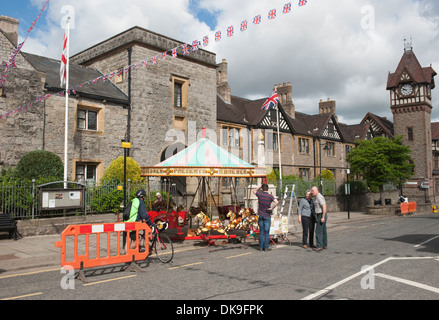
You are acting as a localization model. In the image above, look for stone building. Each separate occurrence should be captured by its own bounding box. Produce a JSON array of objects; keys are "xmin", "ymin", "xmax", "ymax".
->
[
  {"xmin": 216, "ymin": 59, "xmax": 372, "ymax": 183},
  {"xmin": 0, "ymin": 16, "xmax": 128, "ymax": 184},
  {"xmin": 70, "ymin": 26, "xmax": 218, "ymax": 169},
  {"xmin": 1, "ymin": 17, "xmax": 217, "ymax": 187}
]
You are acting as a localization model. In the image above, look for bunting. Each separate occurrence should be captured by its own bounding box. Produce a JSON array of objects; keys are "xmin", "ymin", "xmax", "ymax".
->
[
  {"xmin": 1, "ymin": 1, "xmax": 308, "ymax": 120},
  {"xmin": 1, "ymin": 0, "xmax": 50, "ymax": 86}
]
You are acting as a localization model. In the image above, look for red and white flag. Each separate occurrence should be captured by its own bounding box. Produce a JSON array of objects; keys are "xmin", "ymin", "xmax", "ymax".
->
[{"xmin": 60, "ymin": 31, "xmax": 68, "ymax": 87}]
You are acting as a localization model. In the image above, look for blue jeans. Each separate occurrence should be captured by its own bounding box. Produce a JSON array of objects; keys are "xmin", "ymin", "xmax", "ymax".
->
[{"xmin": 258, "ymin": 216, "xmax": 271, "ymax": 249}]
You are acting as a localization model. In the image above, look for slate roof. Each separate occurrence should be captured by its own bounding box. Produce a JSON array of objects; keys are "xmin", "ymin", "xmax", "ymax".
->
[
  {"xmin": 361, "ymin": 112, "xmax": 394, "ymax": 137},
  {"xmin": 218, "ymin": 93, "xmax": 369, "ymax": 144},
  {"xmin": 387, "ymin": 49, "xmax": 437, "ymax": 89},
  {"xmin": 22, "ymin": 52, "xmax": 129, "ymax": 105}
]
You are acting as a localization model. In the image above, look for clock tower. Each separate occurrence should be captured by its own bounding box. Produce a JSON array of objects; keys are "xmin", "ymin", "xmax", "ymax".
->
[{"xmin": 387, "ymin": 42, "xmax": 437, "ymax": 198}]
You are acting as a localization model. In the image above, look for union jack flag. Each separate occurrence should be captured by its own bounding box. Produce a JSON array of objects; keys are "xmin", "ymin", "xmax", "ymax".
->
[
  {"xmin": 182, "ymin": 44, "xmax": 189, "ymax": 55},
  {"xmin": 298, "ymin": 0, "xmax": 307, "ymax": 7},
  {"xmin": 142, "ymin": 59, "xmax": 148, "ymax": 67},
  {"xmin": 162, "ymin": 51, "xmax": 167, "ymax": 60},
  {"xmin": 203, "ymin": 36, "xmax": 209, "ymax": 47},
  {"xmin": 60, "ymin": 30, "xmax": 68, "ymax": 87},
  {"xmin": 240, "ymin": 20, "xmax": 248, "ymax": 32},
  {"xmin": 227, "ymin": 26, "xmax": 234, "ymax": 37},
  {"xmin": 215, "ymin": 31, "xmax": 221, "ymax": 42},
  {"xmin": 268, "ymin": 9, "xmax": 276, "ymax": 20},
  {"xmin": 152, "ymin": 56, "xmax": 157, "ymax": 64},
  {"xmin": 253, "ymin": 15, "xmax": 261, "ymax": 25},
  {"xmin": 117, "ymin": 69, "xmax": 122, "ymax": 77},
  {"xmin": 192, "ymin": 40, "xmax": 199, "ymax": 51},
  {"xmin": 261, "ymin": 90, "xmax": 280, "ymax": 111},
  {"xmin": 172, "ymin": 48, "xmax": 177, "ymax": 58},
  {"xmin": 283, "ymin": 2, "xmax": 292, "ymax": 14}
]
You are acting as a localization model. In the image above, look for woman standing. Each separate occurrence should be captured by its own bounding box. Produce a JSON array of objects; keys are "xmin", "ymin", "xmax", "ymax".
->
[{"xmin": 298, "ymin": 190, "xmax": 316, "ymax": 249}]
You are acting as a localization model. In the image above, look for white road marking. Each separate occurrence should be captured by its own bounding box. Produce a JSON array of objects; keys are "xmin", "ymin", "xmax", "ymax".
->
[
  {"xmin": 375, "ymin": 273, "xmax": 439, "ymax": 294},
  {"xmin": 301, "ymin": 256, "xmax": 439, "ymax": 300},
  {"xmin": 414, "ymin": 235, "xmax": 439, "ymax": 248}
]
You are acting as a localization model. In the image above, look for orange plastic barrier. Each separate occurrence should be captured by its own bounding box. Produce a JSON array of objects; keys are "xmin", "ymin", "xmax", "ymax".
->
[
  {"xmin": 400, "ymin": 203, "xmax": 409, "ymax": 215},
  {"xmin": 400, "ymin": 202, "xmax": 416, "ymax": 215},
  {"xmin": 408, "ymin": 202, "xmax": 417, "ymax": 214},
  {"xmin": 55, "ymin": 221, "xmax": 151, "ymax": 276}
]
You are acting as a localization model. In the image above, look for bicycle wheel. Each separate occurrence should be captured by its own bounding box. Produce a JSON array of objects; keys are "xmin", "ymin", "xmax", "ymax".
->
[{"xmin": 154, "ymin": 233, "xmax": 174, "ymax": 263}]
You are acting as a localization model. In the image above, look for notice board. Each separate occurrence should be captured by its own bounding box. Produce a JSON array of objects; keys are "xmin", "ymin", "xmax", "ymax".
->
[
  {"xmin": 39, "ymin": 189, "xmax": 85, "ymax": 211},
  {"xmin": 270, "ymin": 216, "xmax": 289, "ymax": 236}
]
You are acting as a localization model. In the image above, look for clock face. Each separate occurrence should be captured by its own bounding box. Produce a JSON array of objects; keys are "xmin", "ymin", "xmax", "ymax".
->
[{"xmin": 400, "ymin": 84, "xmax": 414, "ymax": 96}]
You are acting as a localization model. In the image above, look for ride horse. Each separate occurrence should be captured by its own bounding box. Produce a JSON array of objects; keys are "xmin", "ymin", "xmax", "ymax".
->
[
  {"xmin": 241, "ymin": 208, "xmax": 259, "ymax": 234},
  {"xmin": 225, "ymin": 211, "xmax": 242, "ymax": 231},
  {"xmin": 195, "ymin": 212, "xmax": 228, "ymax": 236}
]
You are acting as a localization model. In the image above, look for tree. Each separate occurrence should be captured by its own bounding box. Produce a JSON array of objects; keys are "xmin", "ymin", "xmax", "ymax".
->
[
  {"xmin": 16, "ymin": 150, "xmax": 63, "ymax": 180},
  {"xmin": 318, "ymin": 169, "xmax": 335, "ymax": 181},
  {"xmin": 101, "ymin": 156, "xmax": 142, "ymax": 183},
  {"xmin": 347, "ymin": 136, "xmax": 414, "ymax": 202}
]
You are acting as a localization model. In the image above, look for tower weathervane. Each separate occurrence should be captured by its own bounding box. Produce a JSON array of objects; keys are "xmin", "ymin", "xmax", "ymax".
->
[{"xmin": 404, "ymin": 36, "xmax": 413, "ymax": 52}]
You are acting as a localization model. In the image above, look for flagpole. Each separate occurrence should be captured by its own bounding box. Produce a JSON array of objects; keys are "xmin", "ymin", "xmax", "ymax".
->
[
  {"xmin": 63, "ymin": 17, "xmax": 71, "ymax": 189},
  {"xmin": 277, "ymin": 103, "xmax": 282, "ymax": 195}
]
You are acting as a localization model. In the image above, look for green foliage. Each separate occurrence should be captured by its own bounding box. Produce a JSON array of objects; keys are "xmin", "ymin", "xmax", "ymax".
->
[
  {"xmin": 101, "ymin": 156, "xmax": 142, "ymax": 184},
  {"xmin": 16, "ymin": 150, "xmax": 63, "ymax": 180},
  {"xmin": 266, "ymin": 167, "xmax": 279, "ymax": 184},
  {"xmin": 317, "ymin": 169, "xmax": 335, "ymax": 181},
  {"xmin": 347, "ymin": 136, "xmax": 414, "ymax": 194}
]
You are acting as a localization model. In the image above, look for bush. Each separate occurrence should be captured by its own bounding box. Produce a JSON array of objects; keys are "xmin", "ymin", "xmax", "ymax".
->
[
  {"xmin": 16, "ymin": 150, "xmax": 63, "ymax": 180},
  {"xmin": 101, "ymin": 156, "xmax": 142, "ymax": 184}
]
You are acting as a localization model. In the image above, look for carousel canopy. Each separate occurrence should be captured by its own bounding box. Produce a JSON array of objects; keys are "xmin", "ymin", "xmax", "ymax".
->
[{"xmin": 141, "ymin": 137, "xmax": 266, "ymax": 178}]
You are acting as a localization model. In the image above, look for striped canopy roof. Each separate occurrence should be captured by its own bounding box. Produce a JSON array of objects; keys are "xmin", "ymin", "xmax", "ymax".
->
[{"xmin": 141, "ymin": 138, "xmax": 266, "ymax": 178}]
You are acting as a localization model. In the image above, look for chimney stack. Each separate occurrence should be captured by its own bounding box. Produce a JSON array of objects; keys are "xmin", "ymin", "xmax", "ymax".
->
[
  {"xmin": 217, "ymin": 59, "xmax": 232, "ymax": 104},
  {"xmin": 0, "ymin": 16, "xmax": 19, "ymax": 47},
  {"xmin": 276, "ymin": 82, "xmax": 295, "ymax": 118},
  {"xmin": 319, "ymin": 98, "xmax": 338, "ymax": 121}
]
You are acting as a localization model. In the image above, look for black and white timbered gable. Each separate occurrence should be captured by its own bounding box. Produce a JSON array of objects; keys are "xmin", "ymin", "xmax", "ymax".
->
[{"xmin": 256, "ymin": 103, "xmax": 295, "ymax": 134}]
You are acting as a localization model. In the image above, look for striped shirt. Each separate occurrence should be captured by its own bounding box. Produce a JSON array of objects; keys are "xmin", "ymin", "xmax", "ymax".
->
[{"xmin": 256, "ymin": 191, "xmax": 275, "ymax": 218}]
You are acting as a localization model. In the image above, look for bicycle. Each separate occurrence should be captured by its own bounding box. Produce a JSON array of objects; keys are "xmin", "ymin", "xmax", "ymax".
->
[{"xmin": 145, "ymin": 221, "xmax": 174, "ymax": 263}]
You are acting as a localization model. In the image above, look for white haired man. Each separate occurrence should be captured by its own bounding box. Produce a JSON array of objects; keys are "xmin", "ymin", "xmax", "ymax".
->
[{"xmin": 311, "ymin": 186, "xmax": 327, "ymax": 251}]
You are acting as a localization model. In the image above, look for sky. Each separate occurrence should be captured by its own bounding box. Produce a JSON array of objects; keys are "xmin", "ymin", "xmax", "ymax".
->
[{"xmin": 2, "ymin": 0, "xmax": 439, "ymax": 125}]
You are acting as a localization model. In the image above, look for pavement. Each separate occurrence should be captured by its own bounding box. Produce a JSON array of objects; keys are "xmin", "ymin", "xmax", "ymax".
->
[{"xmin": 0, "ymin": 211, "xmax": 400, "ymax": 274}]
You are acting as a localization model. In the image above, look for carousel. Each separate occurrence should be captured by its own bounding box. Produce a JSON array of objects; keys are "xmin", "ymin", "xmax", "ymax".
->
[{"xmin": 141, "ymin": 129, "xmax": 266, "ymax": 243}]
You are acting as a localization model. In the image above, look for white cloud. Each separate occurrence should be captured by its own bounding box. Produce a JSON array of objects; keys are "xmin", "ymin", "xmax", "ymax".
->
[{"xmin": 21, "ymin": 0, "xmax": 439, "ymax": 124}]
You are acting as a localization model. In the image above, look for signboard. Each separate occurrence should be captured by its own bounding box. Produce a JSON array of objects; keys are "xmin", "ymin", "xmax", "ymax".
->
[
  {"xmin": 419, "ymin": 181, "xmax": 430, "ymax": 189},
  {"xmin": 141, "ymin": 166, "xmax": 267, "ymax": 178},
  {"xmin": 270, "ymin": 216, "xmax": 289, "ymax": 236},
  {"xmin": 39, "ymin": 189, "xmax": 85, "ymax": 211},
  {"xmin": 122, "ymin": 142, "xmax": 131, "ymax": 149}
]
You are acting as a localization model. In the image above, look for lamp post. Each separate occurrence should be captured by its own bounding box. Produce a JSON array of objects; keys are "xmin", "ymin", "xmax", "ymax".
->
[
  {"xmin": 122, "ymin": 139, "xmax": 131, "ymax": 209},
  {"xmin": 346, "ymin": 168, "xmax": 351, "ymax": 220},
  {"xmin": 319, "ymin": 140, "xmax": 330, "ymax": 190}
]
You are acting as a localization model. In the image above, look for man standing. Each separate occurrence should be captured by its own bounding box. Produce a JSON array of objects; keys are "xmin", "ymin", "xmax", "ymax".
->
[
  {"xmin": 253, "ymin": 184, "xmax": 278, "ymax": 251},
  {"xmin": 311, "ymin": 186, "xmax": 327, "ymax": 251}
]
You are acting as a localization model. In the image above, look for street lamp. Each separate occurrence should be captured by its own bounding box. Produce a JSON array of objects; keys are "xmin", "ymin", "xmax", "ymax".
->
[
  {"xmin": 346, "ymin": 168, "xmax": 351, "ymax": 220},
  {"xmin": 122, "ymin": 139, "xmax": 131, "ymax": 209},
  {"xmin": 319, "ymin": 141, "xmax": 330, "ymax": 189}
]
